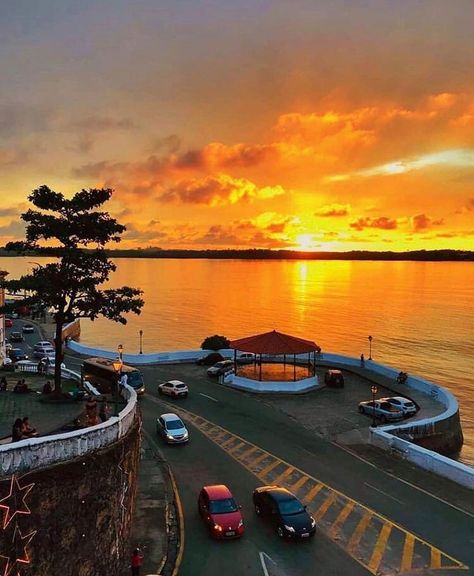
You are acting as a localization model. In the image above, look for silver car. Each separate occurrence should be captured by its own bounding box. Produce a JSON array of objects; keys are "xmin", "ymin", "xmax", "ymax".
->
[
  {"xmin": 358, "ymin": 400, "xmax": 404, "ymax": 423},
  {"xmin": 380, "ymin": 396, "xmax": 417, "ymax": 417},
  {"xmin": 157, "ymin": 413, "xmax": 189, "ymax": 444},
  {"xmin": 207, "ymin": 360, "xmax": 234, "ymax": 376}
]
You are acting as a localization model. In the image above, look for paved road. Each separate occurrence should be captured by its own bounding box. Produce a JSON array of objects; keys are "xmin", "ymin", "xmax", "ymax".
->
[{"xmin": 139, "ymin": 363, "xmax": 473, "ymax": 576}]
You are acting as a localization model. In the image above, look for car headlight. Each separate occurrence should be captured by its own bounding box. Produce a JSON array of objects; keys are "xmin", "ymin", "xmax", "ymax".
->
[
  {"xmin": 213, "ymin": 524, "xmax": 223, "ymax": 532},
  {"xmin": 238, "ymin": 519, "xmax": 244, "ymax": 528},
  {"xmin": 311, "ymin": 518, "xmax": 316, "ymax": 528},
  {"xmin": 166, "ymin": 434, "xmax": 174, "ymax": 440},
  {"xmin": 182, "ymin": 431, "xmax": 189, "ymax": 439},
  {"xmin": 284, "ymin": 524, "xmax": 295, "ymax": 533}
]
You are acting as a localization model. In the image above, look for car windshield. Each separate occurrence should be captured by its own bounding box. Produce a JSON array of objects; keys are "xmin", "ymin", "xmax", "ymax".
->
[
  {"xmin": 209, "ymin": 498, "xmax": 237, "ymax": 514},
  {"xmin": 166, "ymin": 419, "xmax": 184, "ymax": 430},
  {"xmin": 176, "ymin": 384, "xmax": 186, "ymax": 389},
  {"xmin": 380, "ymin": 402, "xmax": 394, "ymax": 411},
  {"xmin": 277, "ymin": 498, "xmax": 305, "ymax": 516},
  {"xmin": 127, "ymin": 371, "xmax": 144, "ymax": 388}
]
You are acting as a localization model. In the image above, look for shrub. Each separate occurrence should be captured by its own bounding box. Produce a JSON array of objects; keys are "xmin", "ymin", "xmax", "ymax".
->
[{"xmin": 201, "ymin": 334, "xmax": 230, "ymax": 351}]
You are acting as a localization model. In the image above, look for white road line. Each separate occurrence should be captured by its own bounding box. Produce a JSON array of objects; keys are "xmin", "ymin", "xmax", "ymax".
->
[
  {"xmin": 259, "ymin": 551, "xmax": 277, "ymax": 576},
  {"xmin": 364, "ymin": 482, "xmax": 405, "ymax": 505},
  {"xmin": 199, "ymin": 393, "xmax": 218, "ymax": 403}
]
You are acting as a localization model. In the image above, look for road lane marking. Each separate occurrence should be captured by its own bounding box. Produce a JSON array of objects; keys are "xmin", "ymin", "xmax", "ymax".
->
[
  {"xmin": 199, "ymin": 393, "xmax": 218, "ymax": 402},
  {"xmin": 288, "ymin": 474, "xmax": 309, "ymax": 494},
  {"xmin": 329, "ymin": 501, "xmax": 355, "ymax": 539},
  {"xmin": 259, "ymin": 551, "xmax": 277, "ymax": 576},
  {"xmin": 431, "ymin": 548, "xmax": 441, "ymax": 569},
  {"xmin": 258, "ymin": 459, "xmax": 281, "ymax": 481},
  {"xmin": 364, "ymin": 482, "xmax": 405, "ymax": 505},
  {"xmin": 314, "ymin": 491, "xmax": 337, "ymax": 521},
  {"xmin": 401, "ymin": 533, "xmax": 415, "ymax": 572},
  {"xmin": 368, "ymin": 522, "xmax": 392, "ymax": 573},
  {"xmin": 155, "ymin": 400, "xmax": 469, "ymax": 575},
  {"xmin": 271, "ymin": 466, "xmax": 295, "ymax": 487},
  {"xmin": 228, "ymin": 441, "xmax": 246, "ymax": 455}
]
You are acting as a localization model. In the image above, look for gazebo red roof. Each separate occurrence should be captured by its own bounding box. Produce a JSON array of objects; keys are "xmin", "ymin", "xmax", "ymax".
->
[{"xmin": 229, "ymin": 330, "xmax": 319, "ymax": 355}]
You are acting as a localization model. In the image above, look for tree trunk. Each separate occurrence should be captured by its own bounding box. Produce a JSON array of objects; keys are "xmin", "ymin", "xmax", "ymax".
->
[{"xmin": 54, "ymin": 319, "xmax": 64, "ymax": 395}]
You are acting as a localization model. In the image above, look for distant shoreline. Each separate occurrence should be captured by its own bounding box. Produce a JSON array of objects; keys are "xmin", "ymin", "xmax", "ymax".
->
[{"xmin": 0, "ymin": 248, "xmax": 473, "ymax": 261}]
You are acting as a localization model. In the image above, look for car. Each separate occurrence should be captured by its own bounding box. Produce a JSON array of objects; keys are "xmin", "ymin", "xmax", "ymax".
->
[
  {"xmin": 157, "ymin": 413, "xmax": 189, "ymax": 444},
  {"xmin": 237, "ymin": 352, "xmax": 255, "ymax": 364},
  {"xmin": 358, "ymin": 400, "xmax": 404, "ymax": 422},
  {"xmin": 10, "ymin": 332, "xmax": 24, "ymax": 343},
  {"xmin": 5, "ymin": 318, "xmax": 13, "ymax": 328},
  {"xmin": 33, "ymin": 341, "xmax": 54, "ymax": 358},
  {"xmin": 380, "ymin": 396, "xmax": 417, "ymax": 417},
  {"xmin": 22, "ymin": 324, "xmax": 35, "ymax": 334},
  {"xmin": 198, "ymin": 485, "xmax": 244, "ymax": 539},
  {"xmin": 207, "ymin": 360, "xmax": 234, "ymax": 376},
  {"xmin": 158, "ymin": 380, "xmax": 189, "ymax": 398},
  {"xmin": 324, "ymin": 369, "xmax": 344, "ymax": 388},
  {"xmin": 253, "ymin": 486, "xmax": 316, "ymax": 539},
  {"xmin": 196, "ymin": 352, "xmax": 225, "ymax": 366},
  {"xmin": 8, "ymin": 348, "xmax": 29, "ymax": 362},
  {"xmin": 35, "ymin": 347, "xmax": 55, "ymax": 359}
]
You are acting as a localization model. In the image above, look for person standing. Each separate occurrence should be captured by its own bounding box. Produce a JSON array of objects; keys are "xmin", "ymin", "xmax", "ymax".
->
[
  {"xmin": 131, "ymin": 548, "xmax": 144, "ymax": 575},
  {"xmin": 360, "ymin": 353, "xmax": 365, "ymax": 367}
]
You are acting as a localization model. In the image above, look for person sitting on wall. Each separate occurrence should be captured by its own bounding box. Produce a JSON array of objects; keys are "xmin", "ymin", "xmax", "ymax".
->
[
  {"xmin": 21, "ymin": 416, "xmax": 37, "ymax": 437},
  {"xmin": 0, "ymin": 377, "xmax": 7, "ymax": 391},
  {"xmin": 12, "ymin": 418, "xmax": 24, "ymax": 442},
  {"xmin": 13, "ymin": 380, "xmax": 30, "ymax": 394},
  {"xmin": 42, "ymin": 380, "xmax": 53, "ymax": 394}
]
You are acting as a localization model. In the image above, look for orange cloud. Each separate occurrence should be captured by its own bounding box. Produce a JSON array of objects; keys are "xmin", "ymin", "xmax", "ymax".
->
[
  {"xmin": 314, "ymin": 203, "xmax": 351, "ymax": 217},
  {"xmin": 412, "ymin": 214, "xmax": 445, "ymax": 232},
  {"xmin": 350, "ymin": 216, "xmax": 398, "ymax": 231}
]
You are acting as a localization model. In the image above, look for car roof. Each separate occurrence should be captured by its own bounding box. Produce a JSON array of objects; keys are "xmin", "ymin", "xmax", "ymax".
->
[
  {"xmin": 166, "ymin": 380, "xmax": 185, "ymax": 386},
  {"xmin": 327, "ymin": 369, "xmax": 342, "ymax": 375},
  {"xmin": 35, "ymin": 341, "xmax": 52, "ymax": 346},
  {"xmin": 159, "ymin": 413, "xmax": 182, "ymax": 422},
  {"xmin": 203, "ymin": 484, "xmax": 233, "ymax": 499},
  {"xmin": 256, "ymin": 486, "xmax": 293, "ymax": 500}
]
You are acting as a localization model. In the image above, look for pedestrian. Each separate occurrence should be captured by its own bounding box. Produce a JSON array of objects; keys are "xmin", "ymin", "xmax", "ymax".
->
[
  {"xmin": 0, "ymin": 376, "xmax": 7, "ymax": 391},
  {"xmin": 360, "ymin": 353, "xmax": 365, "ymax": 367},
  {"xmin": 12, "ymin": 418, "xmax": 24, "ymax": 442},
  {"xmin": 42, "ymin": 380, "xmax": 52, "ymax": 394},
  {"xmin": 99, "ymin": 401, "xmax": 109, "ymax": 423},
  {"xmin": 130, "ymin": 548, "xmax": 144, "ymax": 575},
  {"xmin": 21, "ymin": 417, "xmax": 37, "ymax": 437}
]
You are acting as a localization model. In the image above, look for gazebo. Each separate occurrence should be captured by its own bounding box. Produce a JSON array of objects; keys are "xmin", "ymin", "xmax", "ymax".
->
[{"xmin": 229, "ymin": 330, "xmax": 320, "ymax": 382}]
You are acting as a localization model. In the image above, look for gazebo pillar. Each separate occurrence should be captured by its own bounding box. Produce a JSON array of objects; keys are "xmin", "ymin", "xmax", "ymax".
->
[
  {"xmin": 234, "ymin": 348, "xmax": 237, "ymax": 375},
  {"xmin": 259, "ymin": 354, "xmax": 262, "ymax": 381},
  {"xmin": 293, "ymin": 354, "xmax": 296, "ymax": 381}
]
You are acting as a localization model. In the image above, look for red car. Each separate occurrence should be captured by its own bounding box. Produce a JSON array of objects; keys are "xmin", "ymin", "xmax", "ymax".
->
[
  {"xmin": 198, "ymin": 485, "xmax": 244, "ymax": 539},
  {"xmin": 5, "ymin": 318, "xmax": 13, "ymax": 328}
]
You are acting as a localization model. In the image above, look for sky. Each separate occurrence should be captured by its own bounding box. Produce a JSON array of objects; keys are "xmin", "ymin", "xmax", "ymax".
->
[{"xmin": 1, "ymin": 0, "xmax": 473, "ymax": 251}]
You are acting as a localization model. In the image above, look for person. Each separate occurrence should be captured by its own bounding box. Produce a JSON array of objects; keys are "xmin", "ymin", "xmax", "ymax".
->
[
  {"xmin": 12, "ymin": 418, "xmax": 24, "ymax": 442},
  {"xmin": 42, "ymin": 380, "xmax": 53, "ymax": 395},
  {"xmin": 130, "ymin": 548, "xmax": 144, "ymax": 576},
  {"xmin": 99, "ymin": 401, "xmax": 109, "ymax": 423},
  {"xmin": 21, "ymin": 417, "xmax": 37, "ymax": 437},
  {"xmin": 86, "ymin": 395, "xmax": 99, "ymax": 425},
  {"xmin": 360, "ymin": 353, "xmax": 365, "ymax": 367},
  {"xmin": 0, "ymin": 377, "xmax": 7, "ymax": 391},
  {"xmin": 13, "ymin": 380, "xmax": 29, "ymax": 394}
]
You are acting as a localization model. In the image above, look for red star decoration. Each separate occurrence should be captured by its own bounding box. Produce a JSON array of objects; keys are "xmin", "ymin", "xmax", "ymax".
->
[
  {"xmin": 0, "ymin": 523, "xmax": 36, "ymax": 576},
  {"xmin": 0, "ymin": 476, "xmax": 34, "ymax": 529}
]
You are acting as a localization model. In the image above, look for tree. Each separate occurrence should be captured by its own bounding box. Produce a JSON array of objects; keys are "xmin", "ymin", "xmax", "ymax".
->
[
  {"xmin": 201, "ymin": 334, "xmax": 230, "ymax": 351},
  {"xmin": 0, "ymin": 186, "xmax": 144, "ymax": 395}
]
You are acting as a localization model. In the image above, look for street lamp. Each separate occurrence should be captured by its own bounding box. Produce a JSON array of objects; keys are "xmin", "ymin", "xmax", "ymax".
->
[
  {"xmin": 371, "ymin": 384, "xmax": 378, "ymax": 427},
  {"xmin": 112, "ymin": 358, "xmax": 123, "ymax": 416},
  {"xmin": 368, "ymin": 335, "xmax": 373, "ymax": 360},
  {"xmin": 139, "ymin": 330, "xmax": 143, "ymax": 354}
]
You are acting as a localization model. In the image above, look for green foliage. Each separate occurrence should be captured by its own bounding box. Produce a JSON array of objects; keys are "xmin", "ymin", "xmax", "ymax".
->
[
  {"xmin": 201, "ymin": 334, "xmax": 230, "ymax": 351},
  {"xmin": 0, "ymin": 185, "xmax": 144, "ymax": 394}
]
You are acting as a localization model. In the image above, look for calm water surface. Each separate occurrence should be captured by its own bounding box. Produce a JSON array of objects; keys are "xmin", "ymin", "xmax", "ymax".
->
[{"xmin": 3, "ymin": 257, "xmax": 473, "ymax": 466}]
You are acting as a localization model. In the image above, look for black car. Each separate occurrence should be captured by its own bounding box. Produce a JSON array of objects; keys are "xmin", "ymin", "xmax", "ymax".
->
[
  {"xmin": 9, "ymin": 348, "xmax": 28, "ymax": 362},
  {"xmin": 253, "ymin": 486, "xmax": 316, "ymax": 539},
  {"xmin": 196, "ymin": 352, "xmax": 224, "ymax": 366},
  {"xmin": 10, "ymin": 332, "xmax": 24, "ymax": 343}
]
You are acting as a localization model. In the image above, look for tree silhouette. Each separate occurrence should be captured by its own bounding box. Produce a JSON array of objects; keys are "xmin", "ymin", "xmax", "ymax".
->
[{"xmin": 0, "ymin": 186, "xmax": 144, "ymax": 395}]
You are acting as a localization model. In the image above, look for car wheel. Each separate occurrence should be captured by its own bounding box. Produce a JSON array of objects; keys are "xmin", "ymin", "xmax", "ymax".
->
[
  {"xmin": 184, "ymin": 392, "xmax": 188, "ymax": 398},
  {"xmin": 358, "ymin": 406, "xmax": 364, "ymax": 414},
  {"xmin": 158, "ymin": 388, "xmax": 163, "ymax": 395},
  {"xmin": 277, "ymin": 526, "xmax": 285, "ymax": 538},
  {"xmin": 254, "ymin": 504, "xmax": 261, "ymax": 516}
]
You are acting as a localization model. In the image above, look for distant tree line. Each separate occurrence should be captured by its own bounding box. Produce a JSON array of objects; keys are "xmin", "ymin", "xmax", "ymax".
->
[{"xmin": 1, "ymin": 247, "xmax": 473, "ymax": 261}]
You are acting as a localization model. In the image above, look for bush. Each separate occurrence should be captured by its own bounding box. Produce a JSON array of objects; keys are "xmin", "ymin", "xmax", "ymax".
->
[{"xmin": 201, "ymin": 335, "xmax": 230, "ymax": 351}]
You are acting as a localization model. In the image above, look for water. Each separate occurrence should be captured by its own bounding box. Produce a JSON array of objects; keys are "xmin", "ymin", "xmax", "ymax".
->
[{"xmin": 2, "ymin": 257, "xmax": 473, "ymax": 466}]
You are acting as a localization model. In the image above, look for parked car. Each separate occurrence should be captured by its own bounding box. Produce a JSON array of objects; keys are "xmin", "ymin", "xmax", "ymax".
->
[
  {"xmin": 157, "ymin": 413, "xmax": 189, "ymax": 444},
  {"xmin": 253, "ymin": 486, "xmax": 316, "ymax": 539},
  {"xmin": 358, "ymin": 400, "xmax": 404, "ymax": 422},
  {"xmin": 196, "ymin": 352, "xmax": 225, "ymax": 366},
  {"xmin": 207, "ymin": 360, "xmax": 234, "ymax": 377},
  {"xmin": 237, "ymin": 352, "xmax": 255, "ymax": 364},
  {"xmin": 324, "ymin": 369, "xmax": 344, "ymax": 388},
  {"xmin": 10, "ymin": 332, "xmax": 24, "ymax": 343},
  {"xmin": 33, "ymin": 341, "xmax": 54, "ymax": 358},
  {"xmin": 22, "ymin": 324, "xmax": 35, "ymax": 334},
  {"xmin": 4, "ymin": 318, "xmax": 13, "ymax": 328},
  {"xmin": 158, "ymin": 380, "xmax": 189, "ymax": 398},
  {"xmin": 198, "ymin": 485, "xmax": 245, "ymax": 539},
  {"xmin": 380, "ymin": 396, "xmax": 417, "ymax": 417},
  {"xmin": 8, "ymin": 348, "xmax": 29, "ymax": 362}
]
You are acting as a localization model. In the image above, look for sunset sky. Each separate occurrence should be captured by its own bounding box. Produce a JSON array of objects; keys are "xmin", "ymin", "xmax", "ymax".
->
[{"xmin": 1, "ymin": 0, "xmax": 473, "ymax": 251}]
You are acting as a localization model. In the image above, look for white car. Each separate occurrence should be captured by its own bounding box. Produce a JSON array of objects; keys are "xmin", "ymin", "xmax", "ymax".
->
[
  {"xmin": 33, "ymin": 341, "xmax": 54, "ymax": 358},
  {"xmin": 158, "ymin": 380, "xmax": 189, "ymax": 398},
  {"xmin": 237, "ymin": 352, "xmax": 255, "ymax": 364},
  {"xmin": 207, "ymin": 360, "xmax": 234, "ymax": 376},
  {"xmin": 358, "ymin": 400, "xmax": 404, "ymax": 423},
  {"xmin": 157, "ymin": 413, "xmax": 189, "ymax": 444},
  {"xmin": 380, "ymin": 396, "xmax": 417, "ymax": 417}
]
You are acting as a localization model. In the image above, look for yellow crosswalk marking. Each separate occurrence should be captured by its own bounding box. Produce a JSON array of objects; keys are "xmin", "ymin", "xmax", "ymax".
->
[
  {"xmin": 271, "ymin": 466, "xmax": 294, "ymax": 486},
  {"xmin": 302, "ymin": 482, "xmax": 323, "ymax": 505},
  {"xmin": 400, "ymin": 533, "xmax": 415, "ymax": 572},
  {"xmin": 238, "ymin": 445, "xmax": 258, "ymax": 461},
  {"xmin": 246, "ymin": 451, "xmax": 270, "ymax": 468},
  {"xmin": 257, "ymin": 459, "xmax": 281, "ymax": 480},
  {"xmin": 431, "ymin": 548, "xmax": 441, "ymax": 569},
  {"xmin": 288, "ymin": 474, "xmax": 309, "ymax": 493},
  {"xmin": 221, "ymin": 436, "xmax": 238, "ymax": 449},
  {"xmin": 329, "ymin": 501, "xmax": 355, "ymax": 538},
  {"xmin": 228, "ymin": 441, "xmax": 246, "ymax": 455},
  {"xmin": 368, "ymin": 522, "xmax": 392, "ymax": 573},
  {"xmin": 314, "ymin": 491, "xmax": 337, "ymax": 521},
  {"xmin": 348, "ymin": 512, "xmax": 373, "ymax": 554}
]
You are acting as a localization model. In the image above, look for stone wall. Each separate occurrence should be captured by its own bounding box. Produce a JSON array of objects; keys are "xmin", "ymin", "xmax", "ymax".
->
[{"xmin": 0, "ymin": 414, "xmax": 141, "ymax": 576}]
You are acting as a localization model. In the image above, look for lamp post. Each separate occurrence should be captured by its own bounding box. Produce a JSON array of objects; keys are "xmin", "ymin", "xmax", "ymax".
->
[
  {"xmin": 139, "ymin": 330, "xmax": 143, "ymax": 354},
  {"xmin": 371, "ymin": 384, "xmax": 378, "ymax": 427},
  {"xmin": 368, "ymin": 335, "xmax": 373, "ymax": 360},
  {"xmin": 112, "ymin": 357, "xmax": 123, "ymax": 417}
]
